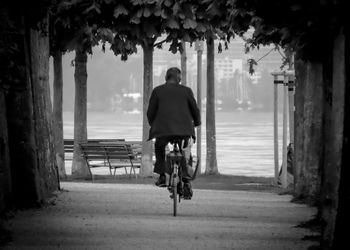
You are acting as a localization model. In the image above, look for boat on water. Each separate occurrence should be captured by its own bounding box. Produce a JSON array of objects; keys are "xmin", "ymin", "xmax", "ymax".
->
[{"xmin": 111, "ymin": 92, "xmax": 142, "ymax": 114}]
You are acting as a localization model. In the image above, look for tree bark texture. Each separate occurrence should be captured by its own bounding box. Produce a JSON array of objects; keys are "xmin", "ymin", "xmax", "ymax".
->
[
  {"xmin": 140, "ymin": 43, "xmax": 154, "ymax": 176},
  {"xmin": 29, "ymin": 17, "xmax": 59, "ymax": 197},
  {"xmin": 6, "ymin": 87, "xmax": 40, "ymax": 207},
  {"xmin": 0, "ymin": 90, "xmax": 12, "ymax": 212},
  {"xmin": 72, "ymin": 47, "xmax": 89, "ymax": 177},
  {"xmin": 53, "ymin": 51, "xmax": 66, "ymax": 179},
  {"xmin": 294, "ymin": 60, "xmax": 323, "ymax": 203},
  {"xmin": 322, "ymin": 30, "xmax": 347, "ymax": 249},
  {"xmin": 295, "ymin": 31, "xmax": 350, "ymax": 249},
  {"xmin": 181, "ymin": 40, "xmax": 187, "ymax": 86},
  {"xmin": 294, "ymin": 55, "xmax": 306, "ymax": 196},
  {"xmin": 332, "ymin": 28, "xmax": 350, "ymax": 250},
  {"xmin": 4, "ymin": 14, "xmax": 58, "ymax": 208},
  {"xmin": 303, "ymin": 62, "xmax": 323, "ymax": 204},
  {"xmin": 319, "ymin": 37, "xmax": 335, "ymax": 249},
  {"xmin": 205, "ymin": 36, "xmax": 218, "ymax": 174}
]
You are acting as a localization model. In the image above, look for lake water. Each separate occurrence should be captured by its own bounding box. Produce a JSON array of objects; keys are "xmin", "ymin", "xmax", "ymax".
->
[{"xmin": 64, "ymin": 111, "xmax": 285, "ymax": 177}]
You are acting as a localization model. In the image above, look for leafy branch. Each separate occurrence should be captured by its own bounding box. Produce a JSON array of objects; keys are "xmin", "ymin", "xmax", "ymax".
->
[
  {"xmin": 246, "ymin": 44, "xmax": 293, "ymax": 75},
  {"xmin": 246, "ymin": 46, "xmax": 279, "ymax": 74}
]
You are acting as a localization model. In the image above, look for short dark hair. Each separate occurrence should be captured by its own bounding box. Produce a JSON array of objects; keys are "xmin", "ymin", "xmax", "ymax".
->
[{"xmin": 165, "ymin": 67, "xmax": 181, "ymax": 81}]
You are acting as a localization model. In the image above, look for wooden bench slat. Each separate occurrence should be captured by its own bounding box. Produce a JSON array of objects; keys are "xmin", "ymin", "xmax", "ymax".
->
[
  {"xmin": 85, "ymin": 158, "xmax": 107, "ymax": 161},
  {"xmin": 107, "ymin": 156, "xmax": 131, "ymax": 160},
  {"xmin": 75, "ymin": 139, "xmax": 144, "ymax": 180}
]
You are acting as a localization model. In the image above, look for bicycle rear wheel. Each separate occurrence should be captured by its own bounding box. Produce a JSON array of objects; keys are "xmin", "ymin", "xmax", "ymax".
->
[{"xmin": 173, "ymin": 179, "xmax": 177, "ymax": 217}]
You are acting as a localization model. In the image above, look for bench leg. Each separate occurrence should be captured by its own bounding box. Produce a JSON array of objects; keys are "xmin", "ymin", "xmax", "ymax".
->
[
  {"xmin": 133, "ymin": 167, "xmax": 137, "ymax": 178},
  {"xmin": 129, "ymin": 164, "xmax": 137, "ymax": 179},
  {"xmin": 91, "ymin": 174, "xmax": 94, "ymax": 182},
  {"xmin": 135, "ymin": 167, "xmax": 139, "ymax": 179},
  {"xmin": 85, "ymin": 162, "xmax": 94, "ymax": 182},
  {"xmin": 129, "ymin": 166, "xmax": 133, "ymax": 178}
]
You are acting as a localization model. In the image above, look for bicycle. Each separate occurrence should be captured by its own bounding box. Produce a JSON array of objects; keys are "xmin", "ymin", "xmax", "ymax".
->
[{"xmin": 166, "ymin": 138, "xmax": 199, "ymax": 217}]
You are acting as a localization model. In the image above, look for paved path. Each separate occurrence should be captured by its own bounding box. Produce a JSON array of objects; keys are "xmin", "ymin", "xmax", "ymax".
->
[{"xmin": 4, "ymin": 182, "xmax": 316, "ymax": 250}]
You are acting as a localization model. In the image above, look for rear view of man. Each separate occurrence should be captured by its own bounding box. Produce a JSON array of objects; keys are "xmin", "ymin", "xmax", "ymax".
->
[{"xmin": 147, "ymin": 67, "xmax": 201, "ymax": 199}]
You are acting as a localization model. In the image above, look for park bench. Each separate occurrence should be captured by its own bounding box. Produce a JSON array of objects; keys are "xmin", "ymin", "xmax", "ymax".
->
[
  {"xmin": 79, "ymin": 141, "xmax": 142, "ymax": 181},
  {"xmin": 64, "ymin": 139, "xmax": 125, "ymax": 160},
  {"xmin": 112, "ymin": 141, "xmax": 143, "ymax": 176}
]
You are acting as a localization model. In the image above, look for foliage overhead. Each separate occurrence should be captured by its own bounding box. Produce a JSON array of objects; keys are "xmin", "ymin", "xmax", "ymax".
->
[
  {"xmin": 92, "ymin": 0, "xmax": 209, "ymax": 58},
  {"xmin": 56, "ymin": 0, "xmax": 237, "ymax": 60},
  {"xmin": 226, "ymin": 0, "xmax": 348, "ymax": 61},
  {"xmin": 0, "ymin": 0, "xmax": 53, "ymax": 87},
  {"xmin": 50, "ymin": 0, "xmax": 112, "ymax": 56}
]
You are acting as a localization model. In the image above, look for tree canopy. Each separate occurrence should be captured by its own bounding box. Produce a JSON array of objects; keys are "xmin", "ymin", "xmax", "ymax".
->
[
  {"xmin": 50, "ymin": 0, "xmax": 108, "ymax": 56},
  {"xmin": 0, "ymin": 0, "xmax": 54, "ymax": 89},
  {"xmin": 92, "ymin": 0, "xmax": 208, "ymax": 57},
  {"xmin": 55, "ymin": 0, "xmax": 237, "ymax": 60},
  {"xmin": 227, "ymin": 0, "xmax": 348, "ymax": 60}
]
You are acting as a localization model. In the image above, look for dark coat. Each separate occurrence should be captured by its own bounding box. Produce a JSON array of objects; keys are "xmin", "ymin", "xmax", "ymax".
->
[{"xmin": 147, "ymin": 82, "xmax": 201, "ymax": 140}]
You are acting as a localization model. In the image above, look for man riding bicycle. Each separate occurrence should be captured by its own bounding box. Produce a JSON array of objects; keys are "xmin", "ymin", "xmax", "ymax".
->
[{"xmin": 147, "ymin": 67, "xmax": 201, "ymax": 199}]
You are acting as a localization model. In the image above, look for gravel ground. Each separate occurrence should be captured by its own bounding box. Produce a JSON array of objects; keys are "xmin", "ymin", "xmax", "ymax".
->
[{"xmin": 3, "ymin": 182, "xmax": 317, "ymax": 250}]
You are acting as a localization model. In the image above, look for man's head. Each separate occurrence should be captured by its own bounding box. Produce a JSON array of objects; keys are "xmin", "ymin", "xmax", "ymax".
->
[{"xmin": 165, "ymin": 67, "xmax": 181, "ymax": 84}]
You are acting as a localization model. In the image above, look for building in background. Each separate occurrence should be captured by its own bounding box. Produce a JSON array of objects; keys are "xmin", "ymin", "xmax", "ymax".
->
[
  {"xmin": 152, "ymin": 36, "xmax": 283, "ymax": 112},
  {"xmin": 55, "ymin": 35, "xmax": 283, "ymax": 113}
]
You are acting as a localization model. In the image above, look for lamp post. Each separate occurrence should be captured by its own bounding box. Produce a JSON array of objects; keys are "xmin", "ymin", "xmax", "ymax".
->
[
  {"xmin": 195, "ymin": 40, "xmax": 203, "ymax": 174},
  {"xmin": 271, "ymin": 70, "xmax": 295, "ymax": 188},
  {"xmin": 181, "ymin": 40, "xmax": 187, "ymax": 86}
]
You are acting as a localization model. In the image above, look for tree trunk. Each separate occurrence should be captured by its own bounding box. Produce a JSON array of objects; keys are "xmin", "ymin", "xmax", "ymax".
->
[
  {"xmin": 181, "ymin": 40, "xmax": 187, "ymax": 86},
  {"xmin": 0, "ymin": 90, "xmax": 12, "ymax": 212},
  {"xmin": 53, "ymin": 51, "xmax": 66, "ymax": 179},
  {"xmin": 332, "ymin": 28, "xmax": 350, "ymax": 250},
  {"xmin": 205, "ymin": 36, "xmax": 218, "ymax": 174},
  {"xmin": 72, "ymin": 47, "xmax": 89, "ymax": 178},
  {"xmin": 294, "ymin": 56, "xmax": 306, "ymax": 197},
  {"xmin": 322, "ymin": 30, "xmax": 346, "ymax": 249},
  {"xmin": 294, "ymin": 59, "xmax": 323, "ymax": 203},
  {"xmin": 5, "ymin": 14, "xmax": 58, "ymax": 208},
  {"xmin": 29, "ymin": 16, "xmax": 59, "ymax": 196},
  {"xmin": 303, "ymin": 61, "xmax": 323, "ymax": 204},
  {"xmin": 318, "ymin": 37, "xmax": 334, "ymax": 247},
  {"xmin": 6, "ymin": 85, "xmax": 40, "ymax": 208},
  {"xmin": 140, "ymin": 43, "xmax": 154, "ymax": 177}
]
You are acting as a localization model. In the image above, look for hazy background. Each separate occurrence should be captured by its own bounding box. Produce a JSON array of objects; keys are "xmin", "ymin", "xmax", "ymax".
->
[
  {"xmin": 50, "ymin": 36, "xmax": 285, "ymax": 113},
  {"xmin": 50, "ymin": 36, "xmax": 287, "ymax": 177}
]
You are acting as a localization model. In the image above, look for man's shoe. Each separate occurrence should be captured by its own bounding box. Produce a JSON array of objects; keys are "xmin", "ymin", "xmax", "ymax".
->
[
  {"xmin": 177, "ymin": 182, "xmax": 183, "ymax": 197},
  {"xmin": 155, "ymin": 175, "xmax": 166, "ymax": 187},
  {"xmin": 183, "ymin": 182, "xmax": 193, "ymax": 200}
]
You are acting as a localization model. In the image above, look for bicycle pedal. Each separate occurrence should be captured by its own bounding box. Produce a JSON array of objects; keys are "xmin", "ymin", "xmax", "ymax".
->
[{"xmin": 170, "ymin": 194, "xmax": 183, "ymax": 199}]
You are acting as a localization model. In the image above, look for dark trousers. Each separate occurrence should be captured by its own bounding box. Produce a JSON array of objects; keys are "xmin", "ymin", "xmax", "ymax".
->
[{"xmin": 153, "ymin": 136, "xmax": 189, "ymax": 175}]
